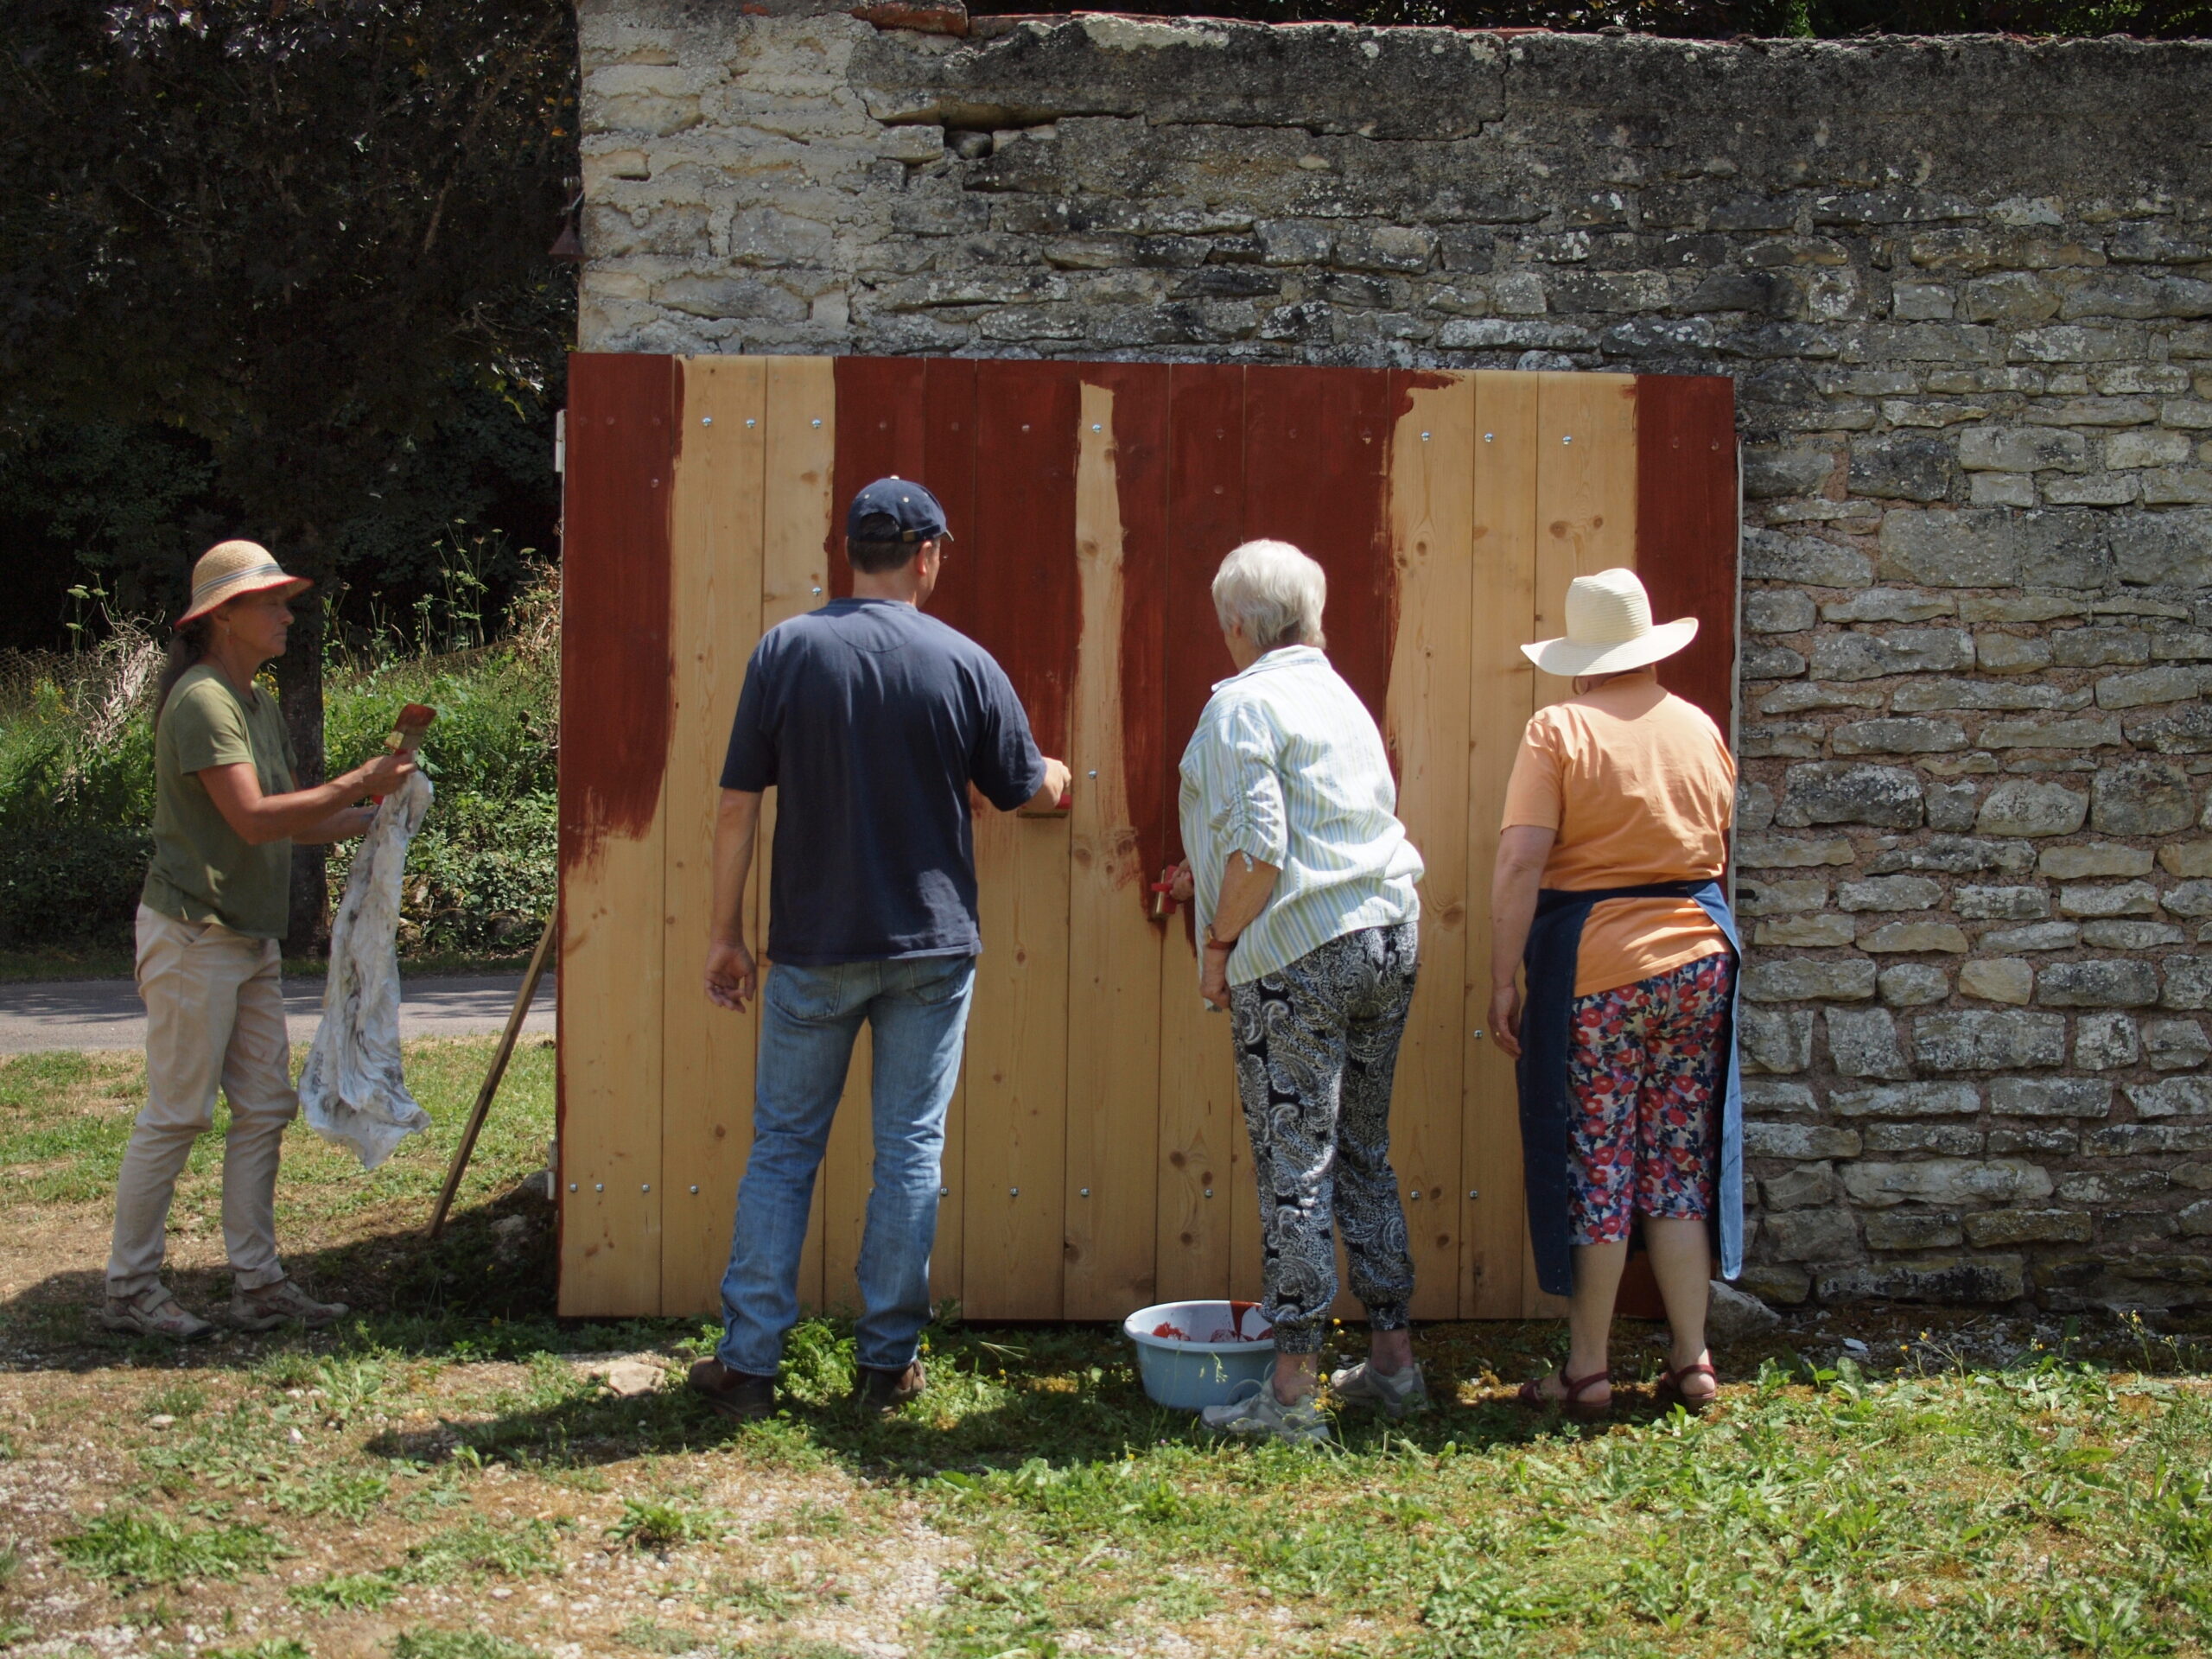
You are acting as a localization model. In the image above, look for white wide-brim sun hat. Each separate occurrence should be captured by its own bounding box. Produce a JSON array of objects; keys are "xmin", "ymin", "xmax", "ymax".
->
[
  {"xmin": 1520, "ymin": 566, "xmax": 1699, "ymax": 678},
  {"xmin": 176, "ymin": 539, "xmax": 313, "ymax": 628}
]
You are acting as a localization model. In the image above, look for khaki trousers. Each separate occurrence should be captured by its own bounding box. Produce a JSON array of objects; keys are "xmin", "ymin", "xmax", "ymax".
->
[{"xmin": 107, "ymin": 903, "xmax": 297, "ymax": 1296}]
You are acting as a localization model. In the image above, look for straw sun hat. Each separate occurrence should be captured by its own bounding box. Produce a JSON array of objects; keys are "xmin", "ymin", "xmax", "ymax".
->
[
  {"xmin": 1520, "ymin": 567, "xmax": 1698, "ymax": 678},
  {"xmin": 175, "ymin": 540, "xmax": 312, "ymax": 628}
]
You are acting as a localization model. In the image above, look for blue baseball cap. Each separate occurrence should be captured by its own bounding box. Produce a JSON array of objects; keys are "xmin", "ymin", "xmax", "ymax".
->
[{"xmin": 846, "ymin": 476, "xmax": 952, "ymax": 544}]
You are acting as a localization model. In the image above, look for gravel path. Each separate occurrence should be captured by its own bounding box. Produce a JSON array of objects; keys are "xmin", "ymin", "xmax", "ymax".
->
[{"xmin": 0, "ymin": 973, "xmax": 553, "ymax": 1054}]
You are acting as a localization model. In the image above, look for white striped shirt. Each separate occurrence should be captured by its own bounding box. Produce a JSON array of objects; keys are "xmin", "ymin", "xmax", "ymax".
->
[{"xmin": 1177, "ymin": 645, "xmax": 1423, "ymax": 986}]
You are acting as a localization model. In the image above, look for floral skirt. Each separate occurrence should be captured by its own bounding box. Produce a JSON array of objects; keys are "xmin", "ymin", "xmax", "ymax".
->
[{"xmin": 1565, "ymin": 950, "xmax": 1733, "ymax": 1248}]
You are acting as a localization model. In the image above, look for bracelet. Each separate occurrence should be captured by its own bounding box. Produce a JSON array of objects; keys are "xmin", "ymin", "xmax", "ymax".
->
[{"xmin": 1204, "ymin": 933, "xmax": 1237, "ymax": 952}]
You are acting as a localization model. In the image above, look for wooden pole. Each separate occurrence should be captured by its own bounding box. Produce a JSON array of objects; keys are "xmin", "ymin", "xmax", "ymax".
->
[{"xmin": 426, "ymin": 902, "xmax": 558, "ymax": 1239}]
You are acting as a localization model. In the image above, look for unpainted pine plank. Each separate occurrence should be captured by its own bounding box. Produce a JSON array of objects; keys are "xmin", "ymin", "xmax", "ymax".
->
[
  {"xmin": 1461, "ymin": 372, "xmax": 1541, "ymax": 1319},
  {"xmin": 1062, "ymin": 375, "xmax": 1167, "ymax": 1322},
  {"xmin": 760, "ymin": 353, "xmax": 839, "ymax": 1313},
  {"xmin": 659, "ymin": 356, "xmax": 768, "ymax": 1317},
  {"xmin": 959, "ymin": 360, "xmax": 1081, "ymax": 1320},
  {"xmin": 1382, "ymin": 370, "xmax": 1474, "ymax": 1321},
  {"xmin": 1153, "ymin": 362, "xmax": 1244, "ymax": 1305},
  {"xmin": 557, "ymin": 353, "xmax": 677, "ymax": 1316},
  {"xmin": 1531, "ymin": 372, "xmax": 1640, "ymax": 710}
]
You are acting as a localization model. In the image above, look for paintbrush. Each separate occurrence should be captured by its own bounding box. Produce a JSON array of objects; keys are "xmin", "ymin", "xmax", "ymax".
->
[{"xmin": 373, "ymin": 702, "xmax": 437, "ymax": 802}]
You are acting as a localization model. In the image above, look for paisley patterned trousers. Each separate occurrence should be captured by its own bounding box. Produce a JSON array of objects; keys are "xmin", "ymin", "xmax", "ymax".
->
[{"xmin": 1228, "ymin": 920, "xmax": 1421, "ymax": 1354}]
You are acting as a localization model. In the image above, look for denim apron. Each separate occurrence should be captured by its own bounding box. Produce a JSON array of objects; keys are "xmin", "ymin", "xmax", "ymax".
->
[{"xmin": 1515, "ymin": 879, "xmax": 1743, "ymax": 1298}]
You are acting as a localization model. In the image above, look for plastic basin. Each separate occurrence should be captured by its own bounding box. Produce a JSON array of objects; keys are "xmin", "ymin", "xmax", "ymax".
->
[{"xmin": 1123, "ymin": 1300, "xmax": 1276, "ymax": 1411}]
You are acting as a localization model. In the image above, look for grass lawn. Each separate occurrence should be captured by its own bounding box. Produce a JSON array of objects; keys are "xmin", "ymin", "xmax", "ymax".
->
[{"xmin": 0, "ymin": 1042, "xmax": 2206, "ymax": 1657}]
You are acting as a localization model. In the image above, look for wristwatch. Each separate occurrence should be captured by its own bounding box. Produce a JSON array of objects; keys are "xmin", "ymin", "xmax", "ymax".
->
[{"xmin": 1204, "ymin": 927, "xmax": 1237, "ymax": 953}]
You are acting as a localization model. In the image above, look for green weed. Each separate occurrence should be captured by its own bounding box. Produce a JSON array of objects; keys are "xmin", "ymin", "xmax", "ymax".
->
[
  {"xmin": 54, "ymin": 1510, "xmax": 286, "ymax": 1587},
  {"xmin": 610, "ymin": 1496, "xmax": 719, "ymax": 1553},
  {"xmin": 289, "ymin": 1569, "xmax": 403, "ymax": 1611},
  {"xmin": 391, "ymin": 1632, "xmax": 540, "ymax": 1659},
  {"xmin": 205, "ymin": 1642, "xmax": 314, "ymax": 1659},
  {"xmin": 402, "ymin": 1516, "xmax": 557, "ymax": 1582}
]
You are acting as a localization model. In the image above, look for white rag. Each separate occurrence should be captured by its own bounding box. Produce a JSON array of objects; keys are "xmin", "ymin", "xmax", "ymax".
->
[{"xmin": 300, "ymin": 770, "xmax": 435, "ymax": 1169}]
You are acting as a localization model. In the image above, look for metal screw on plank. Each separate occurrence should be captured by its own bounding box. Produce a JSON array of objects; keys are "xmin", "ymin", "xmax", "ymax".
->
[
  {"xmin": 642, "ymin": 1184, "xmax": 651, "ymax": 1192},
  {"xmin": 702, "ymin": 416, "xmax": 713, "ymax": 425},
  {"xmin": 594, "ymin": 1183, "xmax": 603, "ymax": 1192},
  {"xmin": 1204, "ymin": 1187, "xmax": 1214, "ymax": 1198},
  {"xmin": 1092, "ymin": 423, "xmax": 1103, "ymax": 433},
  {"xmin": 1562, "ymin": 434, "xmax": 1573, "ymax": 444},
  {"xmin": 1088, "ymin": 770, "xmax": 1097, "ymax": 779},
  {"xmin": 1010, "ymin": 1187, "xmax": 1020, "ymax": 1197},
  {"xmin": 1471, "ymin": 1029, "xmax": 1485, "ymax": 1040},
  {"xmin": 746, "ymin": 418, "xmax": 756, "ymax": 429},
  {"xmin": 1421, "ymin": 431, "xmax": 1431, "ymax": 442},
  {"xmin": 568, "ymin": 1183, "xmax": 577, "ymax": 1192},
  {"xmin": 812, "ymin": 418, "xmax": 823, "ymax": 428},
  {"xmin": 1484, "ymin": 433, "xmax": 1494, "ymax": 442},
  {"xmin": 811, "ymin": 586, "xmax": 823, "ymax": 596},
  {"xmin": 940, "ymin": 1186, "xmax": 950, "ymax": 1198},
  {"xmin": 690, "ymin": 1185, "xmax": 699, "ymax": 1195},
  {"xmin": 1080, "ymin": 1186, "xmax": 1091, "ymax": 1197},
  {"xmin": 1469, "ymin": 1189, "xmax": 1481, "ymax": 1200}
]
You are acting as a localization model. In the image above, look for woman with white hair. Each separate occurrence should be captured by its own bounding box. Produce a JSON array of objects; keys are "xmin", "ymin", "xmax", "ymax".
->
[{"xmin": 1169, "ymin": 538, "xmax": 1427, "ymax": 1445}]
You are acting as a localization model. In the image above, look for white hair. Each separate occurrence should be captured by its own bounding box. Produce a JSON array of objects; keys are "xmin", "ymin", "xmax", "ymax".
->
[{"xmin": 1211, "ymin": 539, "xmax": 1326, "ymax": 652}]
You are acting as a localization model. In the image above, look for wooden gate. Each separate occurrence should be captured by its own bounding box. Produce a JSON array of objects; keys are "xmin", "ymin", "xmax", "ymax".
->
[{"xmin": 556, "ymin": 355, "xmax": 1737, "ymax": 1321}]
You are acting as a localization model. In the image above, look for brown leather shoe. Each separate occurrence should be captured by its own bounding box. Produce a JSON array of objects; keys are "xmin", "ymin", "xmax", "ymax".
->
[
  {"xmin": 853, "ymin": 1358, "xmax": 925, "ymax": 1418},
  {"xmin": 688, "ymin": 1357, "xmax": 777, "ymax": 1421}
]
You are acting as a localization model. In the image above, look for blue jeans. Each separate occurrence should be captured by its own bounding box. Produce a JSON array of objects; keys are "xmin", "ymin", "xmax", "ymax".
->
[{"xmin": 717, "ymin": 953, "xmax": 976, "ymax": 1377}]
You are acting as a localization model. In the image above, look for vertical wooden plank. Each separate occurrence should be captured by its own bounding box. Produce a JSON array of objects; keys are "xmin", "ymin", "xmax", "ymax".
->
[
  {"xmin": 1532, "ymin": 372, "xmax": 1640, "ymax": 710},
  {"xmin": 1461, "ymin": 372, "xmax": 1541, "ymax": 1319},
  {"xmin": 1063, "ymin": 372, "xmax": 1168, "ymax": 1321},
  {"xmin": 1154, "ymin": 363, "xmax": 1244, "ymax": 1304},
  {"xmin": 558, "ymin": 353, "xmax": 677, "ymax": 1316},
  {"xmin": 922, "ymin": 359, "xmax": 979, "ymax": 1311},
  {"xmin": 758, "ymin": 353, "xmax": 839, "ymax": 1314},
  {"xmin": 804, "ymin": 356, "xmax": 933, "ymax": 1317},
  {"xmin": 958, "ymin": 360, "xmax": 1081, "ymax": 1320},
  {"xmin": 1383, "ymin": 371, "xmax": 1473, "ymax": 1322},
  {"xmin": 659, "ymin": 356, "xmax": 768, "ymax": 1317},
  {"xmin": 1634, "ymin": 376, "xmax": 1739, "ymax": 735},
  {"xmin": 1239, "ymin": 365, "xmax": 1397, "ymax": 1317}
]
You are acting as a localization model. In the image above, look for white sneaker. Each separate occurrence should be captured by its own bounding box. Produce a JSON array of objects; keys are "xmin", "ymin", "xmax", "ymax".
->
[
  {"xmin": 1327, "ymin": 1357, "xmax": 1431, "ymax": 1418},
  {"xmin": 99, "ymin": 1287, "xmax": 214, "ymax": 1342},
  {"xmin": 1199, "ymin": 1379, "xmax": 1332, "ymax": 1445}
]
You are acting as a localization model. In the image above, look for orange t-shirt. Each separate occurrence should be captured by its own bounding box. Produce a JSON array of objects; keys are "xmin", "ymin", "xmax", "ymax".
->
[{"xmin": 1501, "ymin": 677, "xmax": 1736, "ymax": 998}]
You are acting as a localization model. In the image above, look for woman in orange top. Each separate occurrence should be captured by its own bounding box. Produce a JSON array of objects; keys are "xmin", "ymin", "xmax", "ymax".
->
[{"xmin": 1489, "ymin": 569, "xmax": 1740, "ymax": 1421}]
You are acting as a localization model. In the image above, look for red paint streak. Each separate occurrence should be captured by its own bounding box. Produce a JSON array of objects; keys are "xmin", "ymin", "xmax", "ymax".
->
[
  {"xmin": 915, "ymin": 359, "xmax": 982, "ymax": 638},
  {"xmin": 828, "ymin": 357, "xmax": 930, "ymax": 601},
  {"xmin": 964, "ymin": 361, "xmax": 1084, "ymax": 756},
  {"xmin": 1240, "ymin": 365, "xmax": 1398, "ymax": 728},
  {"xmin": 559, "ymin": 353, "xmax": 678, "ymax": 865},
  {"xmin": 1081, "ymin": 364, "xmax": 1170, "ymax": 908},
  {"xmin": 1160, "ymin": 364, "xmax": 1247, "ymax": 882},
  {"xmin": 1634, "ymin": 375, "xmax": 1738, "ymax": 734}
]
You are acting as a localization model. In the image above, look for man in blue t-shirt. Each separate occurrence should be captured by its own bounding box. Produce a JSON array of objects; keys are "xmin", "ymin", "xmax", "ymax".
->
[{"xmin": 690, "ymin": 476, "xmax": 1070, "ymax": 1422}]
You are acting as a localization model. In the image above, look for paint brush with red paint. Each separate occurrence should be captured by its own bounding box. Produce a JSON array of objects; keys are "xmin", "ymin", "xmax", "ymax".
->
[{"xmin": 374, "ymin": 702, "xmax": 436, "ymax": 801}]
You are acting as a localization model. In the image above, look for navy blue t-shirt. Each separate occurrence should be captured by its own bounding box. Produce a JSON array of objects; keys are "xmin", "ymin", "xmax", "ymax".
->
[{"xmin": 719, "ymin": 598, "xmax": 1046, "ymax": 965}]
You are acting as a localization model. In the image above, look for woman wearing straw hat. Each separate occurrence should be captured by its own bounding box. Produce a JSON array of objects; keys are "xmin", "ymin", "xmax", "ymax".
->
[
  {"xmin": 1489, "ymin": 567, "xmax": 1741, "ymax": 1420},
  {"xmin": 102, "ymin": 541, "xmax": 416, "ymax": 1340}
]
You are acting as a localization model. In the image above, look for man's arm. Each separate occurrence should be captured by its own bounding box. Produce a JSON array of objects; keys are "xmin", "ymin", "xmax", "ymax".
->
[
  {"xmin": 1020, "ymin": 756, "xmax": 1073, "ymax": 814},
  {"xmin": 1486, "ymin": 823, "xmax": 1557, "ymax": 1059},
  {"xmin": 704, "ymin": 788, "xmax": 763, "ymax": 1011}
]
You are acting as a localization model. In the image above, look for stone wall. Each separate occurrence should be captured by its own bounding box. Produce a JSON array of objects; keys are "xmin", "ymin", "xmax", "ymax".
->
[{"xmin": 577, "ymin": 2, "xmax": 2212, "ymax": 1311}]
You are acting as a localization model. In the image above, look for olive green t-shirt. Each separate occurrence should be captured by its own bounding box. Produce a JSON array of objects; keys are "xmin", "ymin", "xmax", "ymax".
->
[{"xmin": 142, "ymin": 664, "xmax": 296, "ymax": 939}]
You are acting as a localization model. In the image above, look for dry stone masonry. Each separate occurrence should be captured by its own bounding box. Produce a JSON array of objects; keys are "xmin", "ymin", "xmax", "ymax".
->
[{"xmin": 579, "ymin": 0, "xmax": 2212, "ymax": 1311}]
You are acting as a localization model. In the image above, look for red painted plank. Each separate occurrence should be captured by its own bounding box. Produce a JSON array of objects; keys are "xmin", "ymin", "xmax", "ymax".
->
[
  {"xmin": 918, "ymin": 359, "xmax": 982, "ymax": 639},
  {"xmin": 1081, "ymin": 363, "xmax": 1172, "ymax": 914},
  {"xmin": 966, "ymin": 361, "xmax": 1084, "ymax": 756},
  {"xmin": 1237, "ymin": 365, "xmax": 1398, "ymax": 731},
  {"xmin": 829, "ymin": 356, "xmax": 931, "ymax": 601},
  {"xmin": 560, "ymin": 353, "xmax": 679, "ymax": 866},
  {"xmin": 1161, "ymin": 364, "xmax": 1247, "ymax": 877},
  {"xmin": 1634, "ymin": 375, "xmax": 1738, "ymax": 734}
]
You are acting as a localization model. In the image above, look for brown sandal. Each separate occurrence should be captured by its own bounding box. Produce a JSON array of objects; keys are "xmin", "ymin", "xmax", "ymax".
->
[
  {"xmin": 1656, "ymin": 1360, "xmax": 1719, "ymax": 1415},
  {"xmin": 1516, "ymin": 1369, "xmax": 1611, "ymax": 1422}
]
